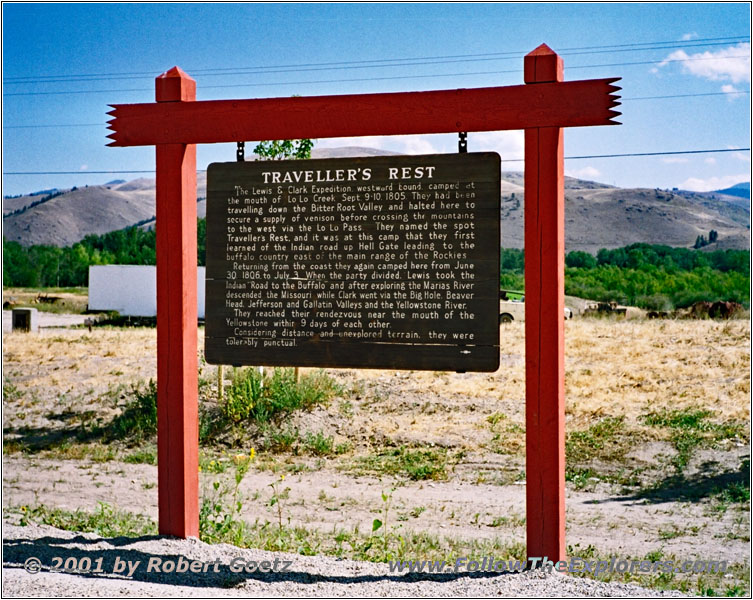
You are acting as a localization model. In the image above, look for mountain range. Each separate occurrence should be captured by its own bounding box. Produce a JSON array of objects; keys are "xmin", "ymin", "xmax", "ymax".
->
[{"xmin": 3, "ymin": 146, "xmax": 750, "ymax": 253}]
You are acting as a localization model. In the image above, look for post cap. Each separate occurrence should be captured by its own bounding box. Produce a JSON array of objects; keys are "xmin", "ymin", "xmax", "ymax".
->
[
  {"xmin": 525, "ymin": 44, "xmax": 564, "ymax": 83},
  {"xmin": 156, "ymin": 67, "xmax": 196, "ymax": 102}
]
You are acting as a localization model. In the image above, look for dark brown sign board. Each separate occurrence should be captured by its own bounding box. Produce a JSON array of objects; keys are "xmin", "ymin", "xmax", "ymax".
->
[{"xmin": 205, "ymin": 152, "xmax": 501, "ymax": 371}]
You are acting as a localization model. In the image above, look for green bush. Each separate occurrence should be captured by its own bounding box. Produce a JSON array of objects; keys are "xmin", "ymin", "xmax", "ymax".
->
[
  {"xmin": 223, "ymin": 368, "xmax": 340, "ymax": 425},
  {"xmin": 224, "ymin": 368, "xmax": 264, "ymax": 423}
]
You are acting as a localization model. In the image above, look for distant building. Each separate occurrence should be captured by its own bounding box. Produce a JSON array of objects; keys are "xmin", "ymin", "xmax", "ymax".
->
[{"xmin": 88, "ymin": 265, "xmax": 206, "ymax": 318}]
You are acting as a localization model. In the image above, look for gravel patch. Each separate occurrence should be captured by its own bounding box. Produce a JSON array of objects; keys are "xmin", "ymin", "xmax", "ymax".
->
[{"xmin": 2, "ymin": 523, "xmax": 687, "ymax": 597}]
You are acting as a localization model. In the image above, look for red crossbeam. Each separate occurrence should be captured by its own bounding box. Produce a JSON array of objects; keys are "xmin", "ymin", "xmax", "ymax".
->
[{"xmin": 107, "ymin": 79, "xmax": 620, "ymax": 147}]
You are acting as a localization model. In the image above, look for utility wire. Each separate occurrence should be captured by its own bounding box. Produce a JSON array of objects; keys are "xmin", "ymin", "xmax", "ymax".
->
[
  {"xmin": 499, "ymin": 148, "xmax": 750, "ymax": 162},
  {"xmin": 3, "ymin": 51, "xmax": 749, "ymax": 97},
  {"xmin": 4, "ymin": 148, "xmax": 749, "ymax": 175},
  {"xmin": 3, "ymin": 54, "xmax": 748, "ymax": 97},
  {"xmin": 3, "ymin": 35, "xmax": 747, "ymax": 84},
  {"xmin": 2, "ymin": 39, "xmax": 745, "ymax": 84}
]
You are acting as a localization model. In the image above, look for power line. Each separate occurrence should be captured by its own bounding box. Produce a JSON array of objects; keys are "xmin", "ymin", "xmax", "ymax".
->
[
  {"xmin": 3, "ymin": 170, "xmax": 156, "ymax": 175},
  {"xmin": 2, "ymin": 40, "xmax": 746, "ymax": 85},
  {"xmin": 4, "ymin": 123, "xmax": 104, "ymax": 129},
  {"xmin": 4, "ymin": 148, "xmax": 749, "ymax": 175},
  {"xmin": 500, "ymin": 148, "xmax": 750, "ymax": 162},
  {"xmin": 3, "ymin": 35, "xmax": 747, "ymax": 84},
  {"xmin": 3, "ymin": 50, "xmax": 749, "ymax": 97},
  {"xmin": 623, "ymin": 91, "xmax": 750, "ymax": 100},
  {"xmin": 5, "ymin": 53, "xmax": 750, "ymax": 97}
]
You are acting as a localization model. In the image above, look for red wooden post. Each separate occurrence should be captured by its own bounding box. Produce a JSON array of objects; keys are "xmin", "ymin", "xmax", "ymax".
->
[
  {"xmin": 524, "ymin": 44, "xmax": 566, "ymax": 562},
  {"xmin": 155, "ymin": 67, "xmax": 199, "ymax": 538}
]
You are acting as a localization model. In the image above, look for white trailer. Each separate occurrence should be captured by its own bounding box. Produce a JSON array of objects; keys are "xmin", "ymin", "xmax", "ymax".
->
[{"xmin": 88, "ymin": 265, "xmax": 206, "ymax": 318}]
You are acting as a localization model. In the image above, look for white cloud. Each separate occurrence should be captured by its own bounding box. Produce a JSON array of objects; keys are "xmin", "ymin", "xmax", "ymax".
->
[
  {"xmin": 721, "ymin": 83, "xmax": 745, "ymax": 101},
  {"xmin": 470, "ymin": 130, "xmax": 524, "ymax": 161},
  {"xmin": 731, "ymin": 150, "xmax": 750, "ymax": 163},
  {"xmin": 79, "ymin": 164, "xmax": 88, "ymax": 171},
  {"xmin": 704, "ymin": 157, "xmax": 717, "ymax": 165},
  {"xmin": 565, "ymin": 165, "xmax": 601, "ymax": 180},
  {"xmin": 678, "ymin": 173, "xmax": 750, "ymax": 192},
  {"xmin": 661, "ymin": 157, "xmax": 689, "ymax": 164},
  {"xmin": 680, "ymin": 32, "xmax": 698, "ymax": 41},
  {"xmin": 657, "ymin": 42, "xmax": 751, "ymax": 84}
]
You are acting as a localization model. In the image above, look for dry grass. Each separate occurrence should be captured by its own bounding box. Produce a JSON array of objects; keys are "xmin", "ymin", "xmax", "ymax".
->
[
  {"xmin": 565, "ymin": 319, "xmax": 749, "ymax": 424},
  {"xmin": 3, "ymin": 288, "xmax": 89, "ymax": 314},
  {"xmin": 3, "ymin": 317, "xmax": 749, "ymax": 596},
  {"xmin": 3, "ymin": 319, "xmax": 748, "ymax": 461}
]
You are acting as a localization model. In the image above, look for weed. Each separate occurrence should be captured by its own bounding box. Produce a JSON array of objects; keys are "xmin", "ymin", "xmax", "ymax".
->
[
  {"xmin": 658, "ymin": 527, "xmax": 684, "ymax": 540},
  {"xmin": 200, "ymin": 454, "xmax": 229, "ymax": 474},
  {"xmin": 3, "ymin": 377, "xmax": 23, "ymax": 402},
  {"xmin": 489, "ymin": 514, "xmax": 525, "ymax": 528},
  {"xmin": 335, "ymin": 441, "xmax": 353, "ymax": 455},
  {"xmin": 566, "ymin": 467, "xmax": 598, "ymax": 490},
  {"xmin": 712, "ymin": 481, "xmax": 751, "ymax": 512},
  {"xmin": 486, "ymin": 412, "xmax": 506, "ymax": 427},
  {"xmin": 260, "ymin": 424, "xmax": 300, "ymax": 453},
  {"xmin": 223, "ymin": 368, "xmax": 340, "ymax": 426},
  {"xmin": 199, "ymin": 450, "xmax": 255, "ymax": 545},
  {"xmin": 643, "ymin": 408, "xmax": 746, "ymax": 475},
  {"xmin": 303, "ymin": 431, "xmax": 335, "ymax": 456},
  {"xmin": 566, "ymin": 416, "xmax": 626, "ymax": 464},
  {"xmin": 3, "ymin": 440, "xmax": 27, "ymax": 454},
  {"xmin": 123, "ymin": 446, "xmax": 157, "ymax": 465},
  {"xmin": 224, "ymin": 369, "xmax": 263, "ymax": 423},
  {"xmin": 338, "ymin": 399, "xmax": 353, "ymax": 416},
  {"xmin": 565, "ymin": 416, "xmax": 632, "ymax": 484},
  {"xmin": 15, "ymin": 502, "xmax": 156, "ymax": 537},
  {"xmin": 718, "ymin": 481, "xmax": 750, "ymax": 503},
  {"xmin": 105, "ymin": 380, "xmax": 157, "ymax": 444},
  {"xmin": 268, "ymin": 473, "xmax": 291, "ymax": 531},
  {"xmin": 350, "ymin": 445, "xmax": 450, "ymax": 481}
]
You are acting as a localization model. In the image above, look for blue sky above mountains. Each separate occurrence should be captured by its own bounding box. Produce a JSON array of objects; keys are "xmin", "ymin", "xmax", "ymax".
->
[{"xmin": 2, "ymin": 3, "xmax": 750, "ymax": 196}]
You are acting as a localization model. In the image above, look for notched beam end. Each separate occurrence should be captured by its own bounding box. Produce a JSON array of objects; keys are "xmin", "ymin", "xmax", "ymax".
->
[
  {"xmin": 607, "ymin": 109, "xmax": 622, "ymax": 123},
  {"xmin": 105, "ymin": 132, "xmax": 125, "ymax": 147}
]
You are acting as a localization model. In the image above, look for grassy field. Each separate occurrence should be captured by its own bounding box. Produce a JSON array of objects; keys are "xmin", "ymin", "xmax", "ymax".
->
[
  {"xmin": 3, "ymin": 287, "xmax": 89, "ymax": 314},
  {"xmin": 2, "ymin": 316, "xmax": 750, "ymax": 596}
]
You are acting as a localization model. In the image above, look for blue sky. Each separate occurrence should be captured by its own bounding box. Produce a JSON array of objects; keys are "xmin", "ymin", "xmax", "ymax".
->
[{"xmin": 2, "ymin": 2, "xmax": 750, "ymax": 197}]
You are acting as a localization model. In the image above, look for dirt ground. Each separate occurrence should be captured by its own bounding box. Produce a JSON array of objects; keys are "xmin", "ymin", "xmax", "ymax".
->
[{"xmin": 2, "ymin": 316, "xmax": 750, "ymax": 593}]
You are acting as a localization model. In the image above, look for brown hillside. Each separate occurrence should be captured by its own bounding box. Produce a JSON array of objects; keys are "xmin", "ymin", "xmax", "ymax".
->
[{"xmin": 3, "ymin": 148, "xmax": 749, "ymax": 251}]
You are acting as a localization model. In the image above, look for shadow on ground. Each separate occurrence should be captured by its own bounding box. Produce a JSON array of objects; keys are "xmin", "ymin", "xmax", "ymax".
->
[
  {"xmin": 590, "ymin": 457, "xmax": 750, "ymax": 505},
  {"xmin": 4, "ymin": 532, "xmax": 521, "ymax": 589}
]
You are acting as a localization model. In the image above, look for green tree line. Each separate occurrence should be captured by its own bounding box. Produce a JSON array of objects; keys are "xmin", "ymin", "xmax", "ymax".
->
[
  {"xmin": 3, "ymin": 233, "xmax": 749, "ymax": 310},
  {"xmin": 500, "ymin": 244, "xmax": 749, "ymax": 309},
  {"xmin": 3, "ymin": 223, "xmax": 207, "ymax": 288}
]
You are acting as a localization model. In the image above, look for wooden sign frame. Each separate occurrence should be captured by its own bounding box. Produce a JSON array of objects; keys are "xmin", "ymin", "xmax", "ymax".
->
[{"xmin": 107, "ymin": 44, "xmax": 620, "ymax": 561}]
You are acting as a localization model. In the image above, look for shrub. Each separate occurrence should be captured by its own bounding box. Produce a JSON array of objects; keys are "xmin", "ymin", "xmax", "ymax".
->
[
  {"xmin": 106, "ymin": 380, "xmax": 157, "ymax": 443},
  {"xmin": 223, "ymin": 368, "xmax": 340, "ymax": 425}
]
